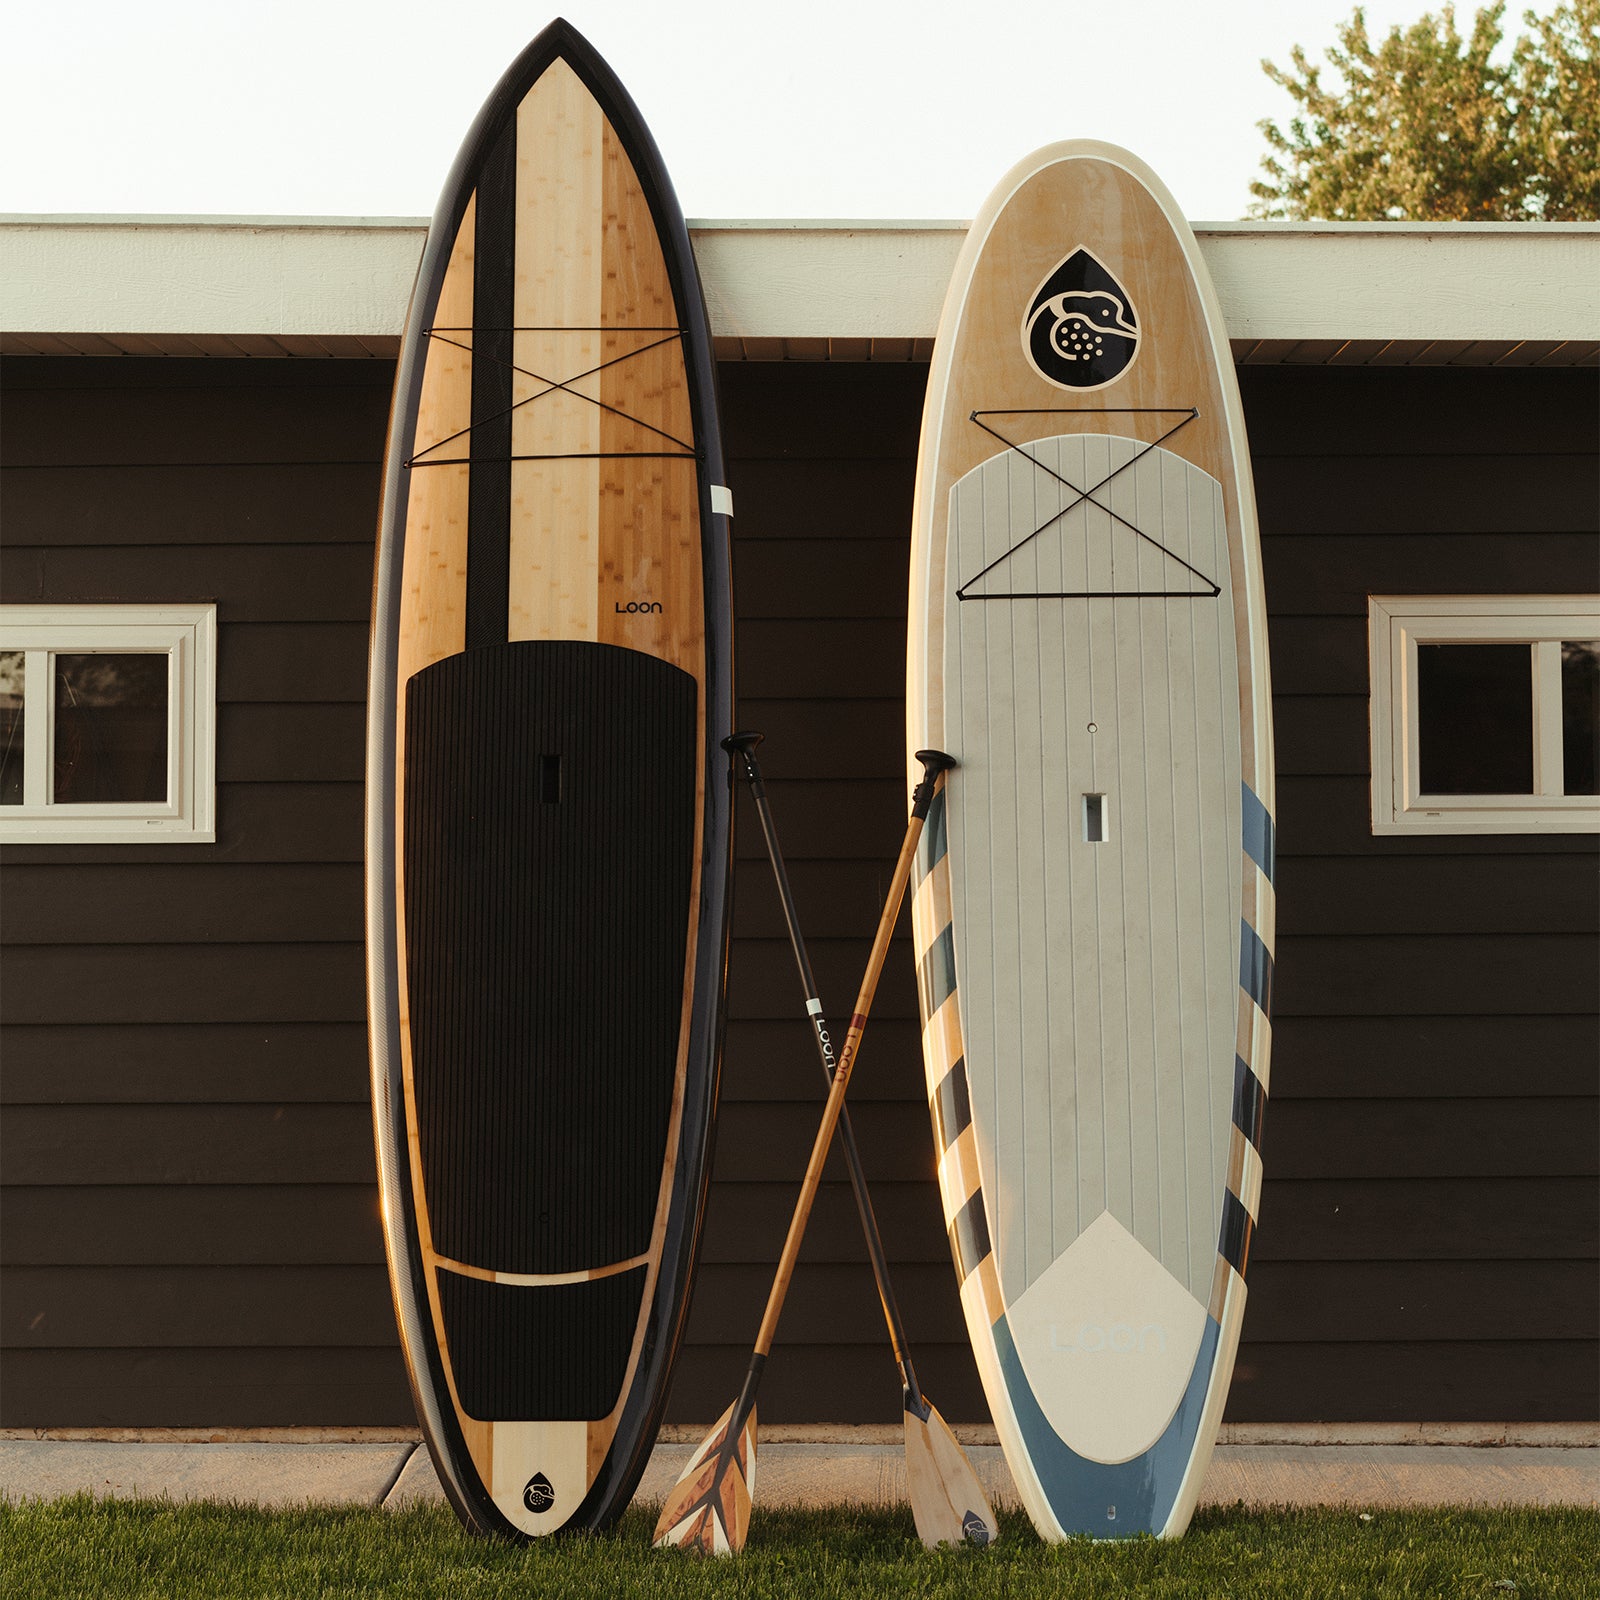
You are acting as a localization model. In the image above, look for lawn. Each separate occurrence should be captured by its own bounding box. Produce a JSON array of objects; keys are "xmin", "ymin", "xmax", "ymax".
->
[{"xmin": 2, "ymin": 1498, "xmax": 1595, "ymax": 1599}]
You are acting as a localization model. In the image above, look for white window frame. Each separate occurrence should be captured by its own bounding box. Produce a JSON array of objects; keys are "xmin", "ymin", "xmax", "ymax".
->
[
  {"xmin": 1368, "ymin": 594, "xmax": 1600, "ymax": 836},
  {"xmin": 0, "ymin": 604, "xmax": 216, "ymax": 844}
]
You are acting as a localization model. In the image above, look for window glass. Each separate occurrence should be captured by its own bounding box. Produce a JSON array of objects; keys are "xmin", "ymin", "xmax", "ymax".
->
[
  {"xmin": 0, "ymin": 651, "xmax": 22, "ymax": 805},
  {"xmin": 1416, "ymin": 642, "xmax": 1533, "ymax": 794},
  {"xmin": 53, "ymin": 653, "xmax": 169, "ymax": 803},
  {"xmin": 1562, "ymin": 641, "xmax": 1600, "ymax": 797}
]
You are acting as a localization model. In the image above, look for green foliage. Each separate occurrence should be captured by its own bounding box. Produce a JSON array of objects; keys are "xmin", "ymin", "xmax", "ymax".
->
[
  {"xmin": 1513, "ymin": 0, "xmax": 1600, "ymax": 214},
  {"xmin": 3, "ymin": 1497, "xmax": 1599, "ymax": 1599},
  {"xmin": 1251, "ymin": 2, "xmax": 1600, "ymax": 219}
]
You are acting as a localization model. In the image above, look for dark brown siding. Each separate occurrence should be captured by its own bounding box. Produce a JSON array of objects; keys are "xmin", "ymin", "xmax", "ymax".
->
[
  {"xmin": 2, "ymin": 358, "xmax": 392, "ymax": 1428},
  {"xmin": 1232, "ymin": 364, "xmax": 1600, "ymax": 1424},
  {"xmin": 1, "ymin": 356, "xmax": 1595, "ymax": 1428}
]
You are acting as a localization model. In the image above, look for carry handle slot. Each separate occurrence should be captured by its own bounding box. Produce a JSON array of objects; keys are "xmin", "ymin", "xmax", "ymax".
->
[
  {"xmin": 1083, "ymin": 793, "xmax": 1108, "ymax": 843},
  {"xmin": 540, "ymin": 754, "xmax": 563, "ymax": 805}
]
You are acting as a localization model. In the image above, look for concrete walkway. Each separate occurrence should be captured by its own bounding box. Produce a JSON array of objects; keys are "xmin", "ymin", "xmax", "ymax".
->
[{"xmin": 2, "ymin": 1434, "xmax": 1594, "ymax": 1513}]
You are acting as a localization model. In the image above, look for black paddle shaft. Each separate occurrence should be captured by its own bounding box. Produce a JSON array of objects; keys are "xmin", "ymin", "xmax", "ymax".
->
[{"xmin": 723, "ymin": 732, "xmax": 926, "ymax": 1415}]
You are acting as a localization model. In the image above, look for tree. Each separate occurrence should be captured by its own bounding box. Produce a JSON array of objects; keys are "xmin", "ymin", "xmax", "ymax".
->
[
  {"xmin": 1512, "ymin": 1, "xmax": 1600, "ymax": 215},
  {"xmin": 1250, "ymin": 2, "xmax": 1599, "ymax": 220}
]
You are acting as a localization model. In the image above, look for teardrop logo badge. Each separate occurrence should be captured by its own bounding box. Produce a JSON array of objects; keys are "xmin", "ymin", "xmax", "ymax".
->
[
  {"xmin": 1022, "ymin": 247, "xmax": 1140, "ymax": 391},
  {"xmin": 523, "ymin": 1472, "xmax": 555, "ymax": 1513}
]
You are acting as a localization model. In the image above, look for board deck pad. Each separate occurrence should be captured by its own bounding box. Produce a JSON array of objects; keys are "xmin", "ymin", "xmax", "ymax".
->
[
  {"xmin": 908, "ymin": 143, "xmax": 1275, "ymax": 1541},
  {"xmin": 366, "ymin": 21, "xmax": 732, "ymax": 1540},
  {"xmin": 404, "ymin": 642, "xmax": 695, "ymax": 1275},
  {"xmin": 437, "ymin": 1264, "xmax": 649, "ymax": 1420}
]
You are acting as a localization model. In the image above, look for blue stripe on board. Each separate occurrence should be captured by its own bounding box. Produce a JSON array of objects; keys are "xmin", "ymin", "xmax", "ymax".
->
[
  {"xmin": 1231, "ymin": 1056, "xmax": 1267, "ymax": 1153},
  {"xmin": 993, "ymin": 1311, "xmax": 1221, "ymax": 1537},
  {"xmin": 948, "ymin": 1190, "xmax": 992, "ymax": 1282},
  {"xmin": 1239, "ymin": 921, "xmax": 1274, "ymax": 1016},
  {"xmin": 917, "ymin": 924, "xmax": 958, "ymax": 1021},
  {"xmin": 915, "ymin": 786, "xmax": 948, "ymax": 886},
  {"xmin": 1219, "ymin": 1189, "xmax": 1255, "ymax": 1274},
  {"xmin": 933, "ymin": 1057, "xmax": 973, "ymax": 1152},
  {"xmin": 1241, "ymin": 782, "xmax": 1275, "ymax": 886}
]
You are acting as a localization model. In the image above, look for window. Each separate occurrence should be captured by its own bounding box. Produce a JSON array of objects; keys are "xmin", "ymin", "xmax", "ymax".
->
[
  {"xmin": 0, "ymin": 605, "xmax": 216, "ymax": 843},
  {"xmin": 1368, "ymin": 595, "xmax": 1600, "ymax": 835}
]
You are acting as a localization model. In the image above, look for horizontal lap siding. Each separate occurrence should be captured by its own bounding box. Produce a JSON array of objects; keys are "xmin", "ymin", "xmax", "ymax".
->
[
  {"xmin": 1241, "ymin": 365, "xmax": 1600, "ymax": 1424},
  {"xmin": 9, "ymin": 1260, "xmax": 1593, "ymax": 1351},
  {"xmin": 1, "ymin": 357, "xmax": 1596, "ymax": 1428},
  {"xmin": 4, "ymin": 1177, "xmax": 1594, "ymax": 1269},
  {"xmin": 1, "ymin": 357, "xmax": 405, "ymax": 1426}
]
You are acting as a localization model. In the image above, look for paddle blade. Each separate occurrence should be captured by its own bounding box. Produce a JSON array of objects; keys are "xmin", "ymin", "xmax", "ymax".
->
[
  {"xmin": 904, "ymin": 1394, "xmax": 996, "ymax": 1549},
  {"xmin": 652, "ymin": 1399, "xmax": 758, "ymax": 1556}
]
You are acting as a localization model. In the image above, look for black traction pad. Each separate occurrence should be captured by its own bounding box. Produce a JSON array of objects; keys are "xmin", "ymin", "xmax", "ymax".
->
[
  {"xmin": 405, "ymin": 640, "xmax": 696, "ymax": 1276},
  {"xmin": 437, "ymin": 1263, "xmax": 648, "ymax": 1420}
]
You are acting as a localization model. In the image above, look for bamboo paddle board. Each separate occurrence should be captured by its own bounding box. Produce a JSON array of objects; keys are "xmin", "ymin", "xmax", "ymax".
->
[
  {"xmin": 365, "ymin": 20, "xmax": 732, "ymax": 1538},
  {"xmin": 907, "ymin": 142, "xmax": 1275, "ymax": 1540}
]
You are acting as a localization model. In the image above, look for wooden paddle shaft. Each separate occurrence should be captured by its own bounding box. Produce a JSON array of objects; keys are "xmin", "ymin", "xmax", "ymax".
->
[
  {"xmin": 751, "ymin": 751, "xmax": 955, "ymax": 1360},
  {"xmin": 725, "ymin": 732, "xmax": 921, "ymax": 1405}
]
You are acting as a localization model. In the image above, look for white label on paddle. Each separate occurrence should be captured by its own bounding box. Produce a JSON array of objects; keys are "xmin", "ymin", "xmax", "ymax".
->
[
  {"xmin": 806, "ymin": 998, "xmax": 823, "ymax": 1016},
  {"xmin": 711, "ymin": 485, "xmax": 734, "ymax": 517}
]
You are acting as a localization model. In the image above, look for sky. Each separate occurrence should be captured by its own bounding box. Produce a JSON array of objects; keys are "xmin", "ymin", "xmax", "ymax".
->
[{"xmin": 5, "ymin": 0, "xmax": 1443, "ymax": 223}]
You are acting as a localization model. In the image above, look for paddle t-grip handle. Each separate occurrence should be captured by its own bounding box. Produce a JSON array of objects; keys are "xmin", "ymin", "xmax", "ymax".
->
[
  {"xmin": 912, "ymin": 750, "xmax": 957, "ymax": 818},
  {"xmin": 722, "ymin": 731, "xmax": 767, "ymax": 797}
]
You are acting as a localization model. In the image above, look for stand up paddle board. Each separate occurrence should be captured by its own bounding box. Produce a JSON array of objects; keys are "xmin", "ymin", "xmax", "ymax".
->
[
  {"xmin": 907, "ymin": 142, "xmax": 1274, "ymax": 1540},
  {"xmin": 366, "ymin": 20, "xmax": 732, "ymax": 1538}
]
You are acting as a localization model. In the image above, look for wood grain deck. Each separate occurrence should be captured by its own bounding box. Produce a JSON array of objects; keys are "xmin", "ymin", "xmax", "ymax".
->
[
  {"xmin": 908, "ymin": 142, "xmax": 1276, "ymax": 1540},
  {"xmin": 379, "ymin": 45, "xmax": 715, "ymax": 1537}
]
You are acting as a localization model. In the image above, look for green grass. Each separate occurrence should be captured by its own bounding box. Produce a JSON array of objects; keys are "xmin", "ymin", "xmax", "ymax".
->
[{"xmin": 2, "ymin": 1498, "xmax": 1596, "ymax": 1599}]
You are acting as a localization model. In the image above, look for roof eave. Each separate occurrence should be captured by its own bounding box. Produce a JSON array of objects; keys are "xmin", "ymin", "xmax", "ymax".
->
[{"xmin": 3, "ymin": 216, "xmax": 1596, "ymax": 364}]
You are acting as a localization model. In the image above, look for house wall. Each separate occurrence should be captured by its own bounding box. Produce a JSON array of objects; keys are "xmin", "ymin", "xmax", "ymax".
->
[{"xmin": 2, "ymin": 353, "xmax": 1596, "ymax": 1427}]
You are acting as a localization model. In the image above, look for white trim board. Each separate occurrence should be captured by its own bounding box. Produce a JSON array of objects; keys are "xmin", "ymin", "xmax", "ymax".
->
[{"xmin": 2, "ymin": 216, "xmax": 1596, "ymax": 353}]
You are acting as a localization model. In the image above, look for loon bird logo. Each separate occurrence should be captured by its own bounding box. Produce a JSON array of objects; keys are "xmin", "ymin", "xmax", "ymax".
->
[
  {"xmin": 1022, "ymin": 247, "xmax": 1139, "ymax": 390},
  {"xmin": 962, "ymin": 1508, "xmax": 994, "ymax": 1545},
  {"xmin": 523, "ymin": 1472, "xmax": 555, "ymax": 1513}
]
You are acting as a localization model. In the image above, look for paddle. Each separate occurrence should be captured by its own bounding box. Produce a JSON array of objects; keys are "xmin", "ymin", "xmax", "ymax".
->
[
  {"xmin": 653, "ymin": 748, "xmax": 958, "ymax": 1556},
  {"xmin": 720, "ymin": 732, "xmax": 994, "ymax": 1548}
]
